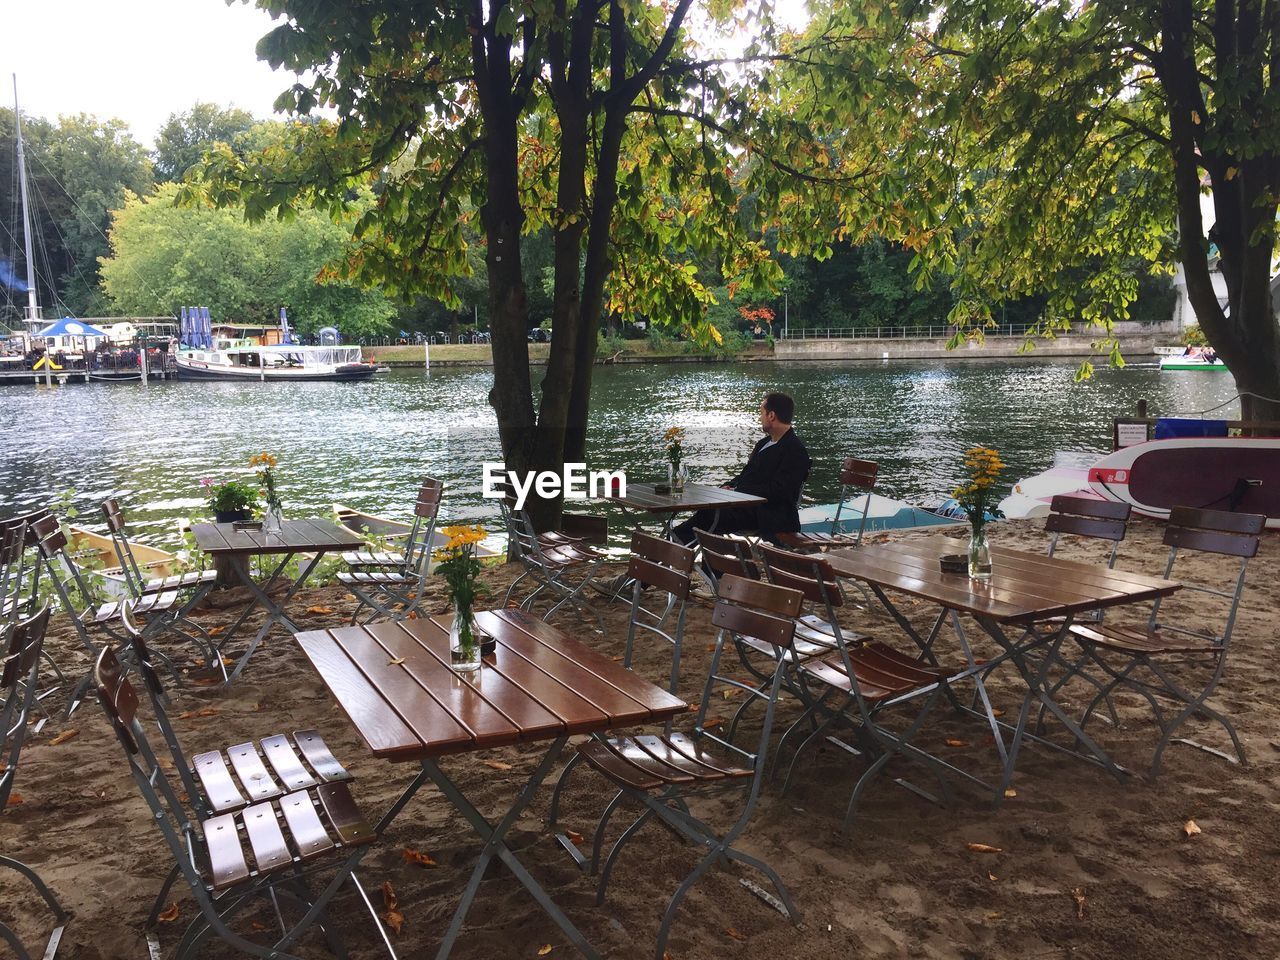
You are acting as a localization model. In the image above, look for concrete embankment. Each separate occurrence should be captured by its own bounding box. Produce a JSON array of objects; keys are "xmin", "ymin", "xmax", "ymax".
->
[{"xmin": 368, "ymin": 331, "xmax": 1174, "ymax": 367}]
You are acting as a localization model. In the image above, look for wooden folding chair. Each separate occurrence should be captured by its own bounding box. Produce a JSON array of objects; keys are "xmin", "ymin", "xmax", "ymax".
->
[
  {"xmin": 758, "ymin": 546, "xmax": 964, "ymax": 827},
  {"xmin": 579, "ymin": 575, "xmax": 803, "ymax": 960},
  {"xmin": 692, "ymin": 526, "xmax": 760, "ymax": 591},
  {"xmin": 338, "ymin": 479, "xmax": 443, "ymax": 623},
  {"xmin": 777, "ymin": 456, "xmax": 879, "ymax": 551},
  {"xmin": 547, "ymin": 531, "xmax": 694, "ymax": 867},
  {"xmin": 93, "ymin": 643, "xmax": 395, "ymax": 960},
  {"xmin": 1065, "ymin": 506, "xmax": 1265, "ymax": 777},
  {"xmin": 1, "ymin": 605, "xmax": 70, "ymax": 960}
]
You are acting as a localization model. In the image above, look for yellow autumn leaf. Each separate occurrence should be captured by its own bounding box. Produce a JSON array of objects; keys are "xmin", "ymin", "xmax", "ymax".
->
[
  {"xmin": 966, "ymin": 842, "xmax": 1002, "ymax": 854},
  {"xmin": 482, "ymin": 759, "xmax": 514, "ymax": 771},
  {"xmin": 157, "ymin": 903, "xmax": 180, "ymax": 923},
  {"xmin": 49, "ymin": 729, "xmax": 79, "ymax": 746},
  {"xmin": 1183, "ymin": 819, "xmax": 1202, "ymax": 838},
  {"xmin": 538, "ymin": 946, "xmax": 553, "ymax": 957}
]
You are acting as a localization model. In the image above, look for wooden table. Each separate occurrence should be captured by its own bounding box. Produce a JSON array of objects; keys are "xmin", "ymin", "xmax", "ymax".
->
[
  {"xmin": 604, "ymin": 482, "xmax": 765, "ymax": 538},
  {"xmin": 192, "ymin": 519, "xmax": 364, "ymax": 682},
  {"xmin": 825, "ymin": 538, "xmax": 1181, "ymax": 796},
  {"xmin": 293, "ymin": 607, "xmax": 688, "ymax": 959}
]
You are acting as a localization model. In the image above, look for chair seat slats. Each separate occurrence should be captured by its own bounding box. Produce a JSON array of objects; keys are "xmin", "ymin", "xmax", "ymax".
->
[
  {"xmin": 292, "ymin": 730, "xmax": 351, "ymax": 782},
  {"xmin": 241, "ymin": 801, "xmax": 292, "ymax": 874},
  {"xmin": 226, "ymin": 742, "xmax": 283, "ymax": 804},
  {"xmin": 579, "ymin": 733, "xmax": 752, "ymax": 791},
  {"xmin": 142, "ymin": 570, "xmax": 217, "ymax": 594},
  {"xmin": 278, "ymin": 790, "xmax": 336, "ymax": 861},
  {"xmin": 260, "ymin": 734, "xmax": 319, "ymax": 792},
  {"xmin": 1070, "ymin": 622, "xmax": 1220, "ymax": 655},
  {"xmin": 193, "ymin": 751, "xmax": 248, "ymax": 814},
  {"xmin": 204, "ymin": 813, "xmax": 251, "ymax": 890},
  {"xmin": 341, "ymin": 550, "xmax": 405, "ymax": 568},
  {"xmin": 315, "ymin": 781, "xmax": 377, "ymax": 846},
  {"xmin": 737, "ymin": 634, "xmax": 832, "ymax": 663},
  {"xmin": 803, "ymin": 644, "xmax": 946, "ymax": 702},
  {"xmin": 337, "ymin": 571, "xmax": 415, "ymax": 586}
]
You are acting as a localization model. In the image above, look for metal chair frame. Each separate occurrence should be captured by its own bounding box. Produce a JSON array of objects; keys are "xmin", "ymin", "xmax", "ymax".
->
[
  {"xmin": 588, "ymin": 575, "xmax": 803, "ymax": 960},
  {"xmin": 547, "ymin": 532, "xmax": 694, "ymax": 865},
  {"xmin": 93, "ymin": 645, "xmax": 396, "ymax": 960},
  {"xmin": 339, "ymin": 480, "xmax": 443, "ymax": 624},
  {"xmin": 1060, "ymin": 507, "xmax": 1263, "ymax": 777},
  {"xmin": 498, "ymin": 498, "xmax": 608, "ymax": 634},
  {"xmin": 1, "ymin": 605, "xmax": 70, "ymax": 960}
]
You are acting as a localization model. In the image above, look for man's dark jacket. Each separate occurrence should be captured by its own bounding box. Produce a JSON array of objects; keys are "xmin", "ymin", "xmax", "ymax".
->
[{"xmin": 730, "ymin": 428, "xmax": 811, "ymax": 538}]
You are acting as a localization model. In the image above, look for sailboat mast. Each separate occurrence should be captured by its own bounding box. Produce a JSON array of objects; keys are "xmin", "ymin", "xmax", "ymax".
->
[{"xmin": 12, "ymin": 75, "xmax": 40, "ymax": 329}]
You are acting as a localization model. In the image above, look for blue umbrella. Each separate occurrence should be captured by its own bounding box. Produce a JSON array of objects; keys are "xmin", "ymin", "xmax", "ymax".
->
[
  {"xmin": 200, "ymin": 307, "xmax": 213, "ymax": 349},
  {"xmin": 279, "ymin": 307, "xmax": 293, "ymax": 345}
]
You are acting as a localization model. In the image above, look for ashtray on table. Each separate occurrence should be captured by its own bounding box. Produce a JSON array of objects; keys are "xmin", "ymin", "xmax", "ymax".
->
[
  {"xmin": 653, "ymin": 483, "xmax": 671, "ymax": 494},
  {"xmin": 233, "ymin": 520, "xmax": 264, "ymax": 531},
  {"xmin": 939, "ymin": 554, "xmax": 967, "ymax": 574}
]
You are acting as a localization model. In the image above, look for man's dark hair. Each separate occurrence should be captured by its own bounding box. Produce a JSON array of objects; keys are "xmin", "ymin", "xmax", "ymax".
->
[{"xmin": 763, "ymin": 392, "xmax": 795, "ymax": 424}]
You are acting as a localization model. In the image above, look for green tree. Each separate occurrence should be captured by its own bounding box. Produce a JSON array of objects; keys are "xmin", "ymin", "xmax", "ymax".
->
[
  {"xmin": 153, "ymin": 103, "xmax": 257, "ymax": 182},
  {"xmin": 100, "ymin": 182, "xmax": 395, "ymax": 336},
  {"xmin": 796, "ymin": 0, "xmax": 1279, "ymax": 418},
  {"xmin": 195, "ymin": 1, "xmax": 860, "ymax": 528}
]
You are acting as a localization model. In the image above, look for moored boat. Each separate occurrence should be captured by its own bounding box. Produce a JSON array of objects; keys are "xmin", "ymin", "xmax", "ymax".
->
[
  {"xmin": 797, "ymin": 493, "xmax": 962, "ymax": 536},
  {"xmin": 1159, "ymin": 352, "xmax": 1228, "ymax": 372},
  {"xmin": 332, "ymin": 504, "xmax": 501, "ymax": 557},
  {"xmin": 67, "ymin": 525, "xmax": 178, "ymax": 598},
  {"xmin": 176, "ymin": 340, "xmax": 376, "ymax": 382}
]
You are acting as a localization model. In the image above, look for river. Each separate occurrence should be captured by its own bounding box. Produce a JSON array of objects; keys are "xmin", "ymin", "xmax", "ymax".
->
[{"xmin": 0, "ymin": 358, "xmax": 1239, "ymax": 546}]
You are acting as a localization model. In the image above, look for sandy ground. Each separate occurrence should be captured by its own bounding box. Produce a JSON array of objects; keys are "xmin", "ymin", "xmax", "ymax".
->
[{"xmin": 2, "ymin": 516, "xmax": 1279, "ymax": 960}]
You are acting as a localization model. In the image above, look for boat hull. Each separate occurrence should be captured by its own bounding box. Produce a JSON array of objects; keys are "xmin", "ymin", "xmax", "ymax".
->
[
  {"xmin": 332, "ymin": 505, "xmax": 499, "ymax": 557},
  {"xmin": 798, "ymin": 494, "xmax": 961, "ymax": 536},
  {"xmin": 1159, "ymin": 356, "xmax": 1228, "ymax": 372},
  {"xmin": 176, "ymin": 360, "xmax": 376, "ymax": 382},
  {"xmin": 67, "ymin": 526, "xmax": 178, "ymax": 598},
  {"xmin": 1087, "ymin": 438, "xmax": 1280, "ymax": 528}
]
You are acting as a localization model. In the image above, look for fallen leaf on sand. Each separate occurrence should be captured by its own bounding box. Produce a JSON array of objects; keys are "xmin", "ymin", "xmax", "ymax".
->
[
  {"xmin": 702, "ymin": 717, "xmax": 725, "ymax": 730},
  {"xmin": 1183, "ymin": 819, "xmax": 1202, "ymax": 838},
  {"xmin": 178, "ymin": 709, "xmax": 220, "ymax": 719},
  {"xmin": 944, "ymin": 739, "xmax": 969, "ymax": 748},
  {"xmin": 565, "ymin": 829, "xmax": 586, "ymax": 846},
  {"xmin": 6, "ymin": 793, "xmax": 23, "ymax": 807},
  {"xmin": 722, "ymin": 689, "xmax": 740, "ymax": 700},
  {"xmin": 388, "ymin": 657, "xmax": 406, "ymax": 666},
  {"xmin": 1004, "ymin": 788, "xmax": 1017, "ymax": 799},
  {"xmin": 251, "ymin": 921, "xmax": 268, "ymax": 931},
  {"xmin": 382, "ymin": 881, "xmax": 404, "ymax": 934},
  {"xmin": 538, "ymin": 946, "xmax": 553, "ymax": 956},
  {"xmin": 991, "ymin": 708, "xmax": 1005, "ymax": 718},
  {"xmin": 987, "ymin": 871, "xmax": 998, "ymax": 882},
  {"xmin": 706, "ymin": 644, "xmax": 717, "ymax": 652},
  {"xmin": 207, "ymin": 626, "xmax": 225, "ymax": 637},
  {"xmin": 1072, "ymin": 887, "xmax": 1086, "ymax": 919},
  {"xmin": 221, "ymin": 656, "xmax": 236, "ymax": 667},
  {"xmin": 966, "ymin": 843, "xmax": 1002, "ymax": 854},
  {"xmin": 406, "ymin": 611, "xmax": 419, "ymax": 620},
  {"xmin": 482, "ymin": 759, "xmax": 514, "ymax": 771},
  {"xmin": 610, "ymin": 655, "xmax": 624, "ymax": 661},
  {"xmin": 985, "ymin": 912, "xmax": 1002, "ymax": 921},
  {"xmin": 49, "ymin": 729, "xmax": 79, "ymax": 746},
  {"xmin": 157, "ymin": 903, "xmax": 180, "ymax": 923},
  {"xmin": 402, "ymin": 848, "xmax": 437, "ymax": 867},
  {"xmin": 725, "ymin": 927, "xmax": 747, "ymax": 942},
  {"xmin": 307, "ymin": 605, "xmax": 335, "ymax": 615}
]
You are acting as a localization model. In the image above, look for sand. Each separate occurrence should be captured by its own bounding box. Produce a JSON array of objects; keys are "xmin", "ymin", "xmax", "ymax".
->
[{"xmin": 2, "ymin": 516, "xmax": 1278, "ymax": 960}]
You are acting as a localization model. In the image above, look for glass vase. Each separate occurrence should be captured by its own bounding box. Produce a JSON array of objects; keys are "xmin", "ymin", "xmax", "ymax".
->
[
  {"xmin": 450, "ymin": 609, "xmax": 482, "ymax": 673},
  {"xmin": 671, "ymin": 461, "xmax": 687, "ymax": 494},
  {"xmin": 264, "ymin": 502, "xmax": 283, "ymax": 536},
  {"xmin": 968, "ymin": 524, "xmax": 992, "ymax": 580}
]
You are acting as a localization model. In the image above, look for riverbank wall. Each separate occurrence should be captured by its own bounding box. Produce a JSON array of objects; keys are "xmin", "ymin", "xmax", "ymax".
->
[{"xmin": 368, "ymin": 330, "xmax": 1174, "ymax": 368}]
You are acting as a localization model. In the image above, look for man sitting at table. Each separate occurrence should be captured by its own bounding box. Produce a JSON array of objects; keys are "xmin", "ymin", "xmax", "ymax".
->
[{"xmin": 673, "ymin": 392, "xmax": 811, "ymax": 546}]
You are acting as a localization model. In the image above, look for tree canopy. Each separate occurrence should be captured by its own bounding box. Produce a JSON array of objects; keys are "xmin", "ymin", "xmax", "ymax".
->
[
  {"xmin": 100, "ymin": 182, "xmax": 396, "ymax": 336},
  {"xmin": 153, "ymin": 102, "xmax": 257, "ymax": 182}
]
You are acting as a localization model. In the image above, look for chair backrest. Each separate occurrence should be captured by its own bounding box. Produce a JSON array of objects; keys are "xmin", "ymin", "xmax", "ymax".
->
[
  {"xmin": 1045, "ymin": 495, "xmax": 1131, "ymax": 567},
  {"xmin": 757, "ymin": 542, "xmax": 845, "ymax": 619},
  {"xmin": 101, "ymin": 497, "xmax": 150, "ymax": 598},
  {"xmin": 0, "ymin": 521, "xmax": 28, "ymax": 629},
  {"xmin": 831, "ymin": 457, "xmax": 879, "ymax": 544},
  {"xmin": 30, "ymin": 512, "xmax": 100, "ymax": 616},
  {"xmin": 1, "ymin": 605, "xmax": 51, "ymax": 811},
  {"xmin": 693, "ymin": 527, "xmax": 759, "ymax": 587},
  {"xmin": 624, "ymin": 532, "xmax": 694, "ymax": 703},
  {"xmin": 1150, "ymin": 506, "xmax": 1265, "ymax": 647},
  {"xmin": 404, "ymin": 477, "xmax": 444, "ymax": 572}
]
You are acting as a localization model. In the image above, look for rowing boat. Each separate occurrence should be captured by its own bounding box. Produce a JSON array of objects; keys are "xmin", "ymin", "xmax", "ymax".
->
[{"xmin": 67, "ymin": 525, "xmax": 178, "ymax": 598}]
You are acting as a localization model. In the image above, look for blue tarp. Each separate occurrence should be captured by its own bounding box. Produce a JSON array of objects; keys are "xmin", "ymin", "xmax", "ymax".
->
[
  {"xmin": 1154, "ymin": 418, "xmax": 1229, "ymax": 440},
  {"xmin": 36, "ymin": 317, "xmax": 108, "ymax": 338}
]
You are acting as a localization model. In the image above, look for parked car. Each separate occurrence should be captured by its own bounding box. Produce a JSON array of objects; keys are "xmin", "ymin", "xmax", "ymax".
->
[{"xmin": 528, "ymin": 328, "xmax": 552, "ymax": 343}]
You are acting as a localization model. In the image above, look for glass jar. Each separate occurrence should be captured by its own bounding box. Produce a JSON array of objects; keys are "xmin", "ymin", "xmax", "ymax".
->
[
  {"xmin": 968, "ymin": 524, "xmax": 992, "ymax": 580},
  {"xmin": 671, "ymin": 461, "xmax": 687, "ymax": 493},
  {"xmin": 450, "ymin": 609, "xmax": 482, "ymax": 672},
  {"xmin": 264, "ymin": 502, "xmax": 283, "ymax": 536}
]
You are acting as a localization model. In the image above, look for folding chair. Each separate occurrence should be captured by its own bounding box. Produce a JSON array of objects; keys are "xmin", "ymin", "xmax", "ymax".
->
[
  {"xmin": 340, "ymin": 478, "xmax": 443, "ymax": 571},
  {"xmin": 580, "ymin": 575, "xmax": 803, "ymax": 960},
  {"xmin": 1, "ymin": 510, "xmax": 49, "ymax": 628},
  {"xmin": 758, "ymin": 545, "xmax": 964, "ymax": 827},
  {"xmin": 338, "ymin": 479, "xmax": 443, "ymax": 623},
  {"xmin": 101, "ymin": 498, "xmax": 222, "ymax": 672},
  {"xmin": 1, "ymin": 605, "xmax": 70, "ymax": 960},
  {"xmin": 1064, "ymin": 506, "xmax": 1265, "ymax": 777},
  {"xmin": 777, "ymin": 456, "xmax": 879, "ymax": 551},
  {"xmin": 498, "ymin": 496, "xmax": 609, "ymax": 633},
  {"xmin": 94, "ymin": 643, "xmax": 395, "ymax": 960},
  {"xmin": 692, "ymin": 526, "xmax": 760, "ymax": 592},
  {"xmin": 547, "ymin": 532, "xmax": 694, "ymax": 864}
]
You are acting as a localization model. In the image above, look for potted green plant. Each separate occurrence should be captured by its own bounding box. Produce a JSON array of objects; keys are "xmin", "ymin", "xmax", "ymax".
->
[{"xmin": 202, "ymin": 477, "xmax": 260, "ymax": 524}]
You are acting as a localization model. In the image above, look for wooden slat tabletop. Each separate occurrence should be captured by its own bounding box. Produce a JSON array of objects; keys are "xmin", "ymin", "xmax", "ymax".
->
[
  {"xmin": 192, "ymin": 519, "xmax": 364, "ymax": 557},
  {"xmin": 826, "ymin": 538, "xmax": 1180, "ymax": 624},
  {"xmin": 294, "ymin": 608, "xmax": 690, "ymax": 761},
  {"xmin": 606, "ymin": 481, "xmax": 766, "ymax": 514}
]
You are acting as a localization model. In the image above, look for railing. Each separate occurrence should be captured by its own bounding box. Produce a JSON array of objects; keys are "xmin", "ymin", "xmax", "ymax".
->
[{"xmin": 778, "ymin": 323, "xmax": 1041, "ymax": 340}]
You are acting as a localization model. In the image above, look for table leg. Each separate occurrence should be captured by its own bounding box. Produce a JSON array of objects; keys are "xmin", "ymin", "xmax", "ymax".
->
[
  {"xmin": 224, "ymin": 551, "xmax": 328, "ymax": 684},
  {"xmin": 418, "ymin": 738, "xmax": 600, "ymax": 960}
]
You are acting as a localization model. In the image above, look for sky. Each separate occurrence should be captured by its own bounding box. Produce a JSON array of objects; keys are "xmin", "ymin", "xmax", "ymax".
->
[{"xmin": 2, "ymin": 0, "xmax": 810, "ymax": 148}]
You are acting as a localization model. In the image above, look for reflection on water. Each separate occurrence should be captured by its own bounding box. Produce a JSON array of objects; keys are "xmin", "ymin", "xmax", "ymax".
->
[{"xmin": 0, "ymin": 359, "xmax": 1238, "ymax": 546}]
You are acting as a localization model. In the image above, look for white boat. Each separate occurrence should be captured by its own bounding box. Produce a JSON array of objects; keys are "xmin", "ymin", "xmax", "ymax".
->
[
  {"xmin": 67, "ymin": 525, "xmax": 179, "ymax": 599},
  {"xmin": 176, "ymin": 338, "xmax": 376, "ymax": 382},
  {"xmin": 1159, "ymin": 351, "xmax": 1228, "ymax": 372},
  {"xmin": 797, "ymin": 493, "xmax": 962, "ymax": 536},
  {"xmin": 998, "ymin": 451, "xmax": 1102, "ymax": 520}
]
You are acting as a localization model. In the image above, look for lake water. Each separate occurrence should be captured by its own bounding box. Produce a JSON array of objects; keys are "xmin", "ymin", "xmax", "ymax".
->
[{"xmin": 0, "ymin": 358, "xmax": 1239, "ymax": 547}]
